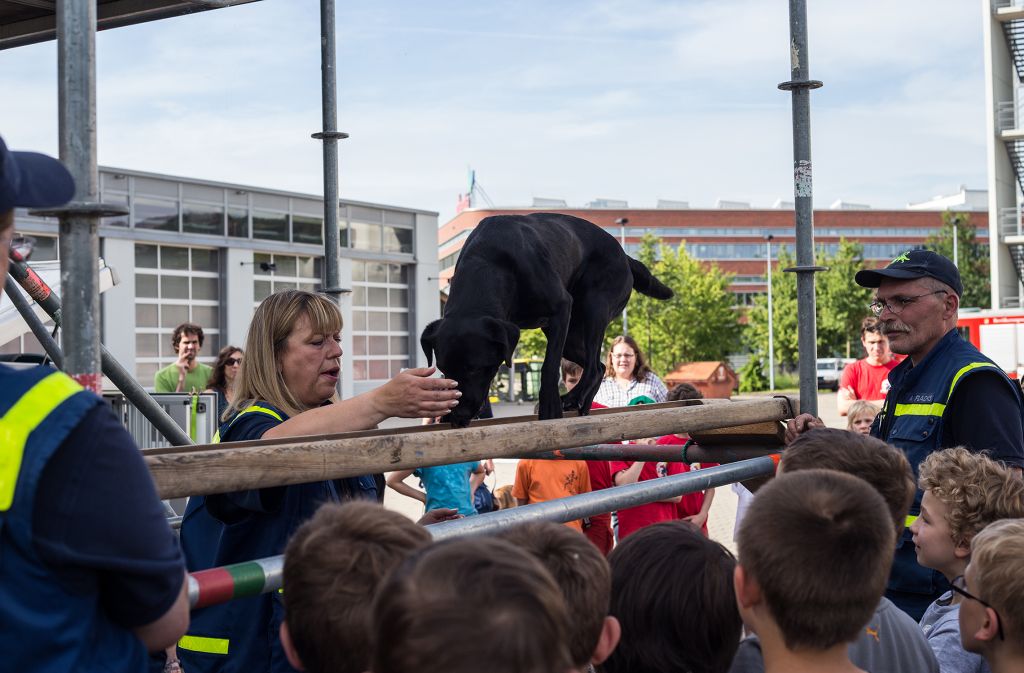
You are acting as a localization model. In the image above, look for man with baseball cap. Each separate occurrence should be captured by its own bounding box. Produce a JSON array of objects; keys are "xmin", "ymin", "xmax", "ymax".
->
[
  {"xmin": 0, "ymin": 136, "xmax": 189, "ymax": 671},
  {"xmin": 787, "ymin": 249, "xmax": 1024, "ymax": 620}
]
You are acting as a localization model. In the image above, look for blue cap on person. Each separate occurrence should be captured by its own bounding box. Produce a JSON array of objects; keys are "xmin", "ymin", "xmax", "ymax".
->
[
  {"xmin": 854, "ymin": 249, "xmax": 963, "ymax": 297},
  {"xmin": 0, "ymin": 135, "xmax": 76, "ymax": 212}
]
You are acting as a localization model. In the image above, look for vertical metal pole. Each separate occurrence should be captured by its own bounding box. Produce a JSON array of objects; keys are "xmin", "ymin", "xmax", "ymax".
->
[
  {"xmin": 779, "ymin": 0, "xmax": 823, "ymax": 417},
  {"xmin": 616, "ymin": 217, "xmax": 629, "ymax": 334},
  {"xmin": 56, "ymin": 0, "xmax": 101, "ymax": 393},
  {"xmin": 766, "ymin": 235, "xmax": 775, "ymax": 392},
  {"xmin": 952, "ymin": 216, "xmax": 959, "ymax": 269}
]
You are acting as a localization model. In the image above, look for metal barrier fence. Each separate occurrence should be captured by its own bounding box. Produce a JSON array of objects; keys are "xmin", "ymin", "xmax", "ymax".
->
[{"xmin": 186, "ymin": 456, "xmax": 779, "ymax": 609}]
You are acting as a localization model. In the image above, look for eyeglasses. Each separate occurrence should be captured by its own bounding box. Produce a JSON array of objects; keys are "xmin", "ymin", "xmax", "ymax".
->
[
  {"xmin": 612, "ymin": 354, "xmax": 636, "ymax": 360},
  {"xmin": 226, "ymin": 357, "xmax": 243, "ymax": 366},
  {"xmin": 950, "ymin": 575, "xmax": 1004, "ymax": 641},
  {"xmin": 868, "ymin": 290, "xmax": 947, "ymax": 316}
]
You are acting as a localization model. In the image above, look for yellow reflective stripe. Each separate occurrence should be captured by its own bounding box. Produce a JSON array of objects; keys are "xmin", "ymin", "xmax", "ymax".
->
[
  {"xmin": 893, "ymin": 403, "xmax": 945, "ymax": 417},
  {"xmin": 949, "ymin": 362, "xmax": 997, "ymax": 399},
  {"xmin": 178, "ymin": 635, "xmax": 229, "ymax": 655},
  {"xmin": 905, "ymin": 515, "xmax": 918, "ymax": 527},
  {"xmin": 0, "ymin": 372, "xmax": 83, "ymax": 511},
  {"xmin": 212, "ymin": 405, "xmax": 284, "ymax": 444}
]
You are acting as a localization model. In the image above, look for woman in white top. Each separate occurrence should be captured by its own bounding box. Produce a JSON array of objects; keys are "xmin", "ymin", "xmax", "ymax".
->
[{"xmin": 592, "ymin": 335, "xmax": 668, "ymax": 407}]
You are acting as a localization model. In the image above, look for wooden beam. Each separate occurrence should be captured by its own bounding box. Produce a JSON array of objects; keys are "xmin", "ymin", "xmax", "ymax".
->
[{"xmin": 148, "ymin": 396, "xmax": 796, "ymax": 499}]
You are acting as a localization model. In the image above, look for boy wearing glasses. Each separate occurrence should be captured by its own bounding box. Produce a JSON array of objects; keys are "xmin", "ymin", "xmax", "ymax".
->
[
  {"xmin": 959, "ymin": 519, "xmax": 1024, "ymax": 673},
  {"xmin": 910, "ymin": 448, "xmax": 1024, "ymax": 672}
]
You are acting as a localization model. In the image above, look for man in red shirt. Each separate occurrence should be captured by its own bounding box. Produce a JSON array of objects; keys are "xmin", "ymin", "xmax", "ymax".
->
[{"xmin": 838, "ymin": 316, "xmax": 901, "ymax": 416}]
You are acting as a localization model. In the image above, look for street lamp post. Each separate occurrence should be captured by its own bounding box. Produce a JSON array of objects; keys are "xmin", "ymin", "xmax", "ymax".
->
[
  {"xmin": 616, "ymin": 217, "xmax": 629, "ymax": 334},
  {"xmin": 766, "ymin": 234, "xmax": 775, "ymax": 392},
  {"xmin": 951, "ymin": 214, "xmax": 959, "ymax": 269}
]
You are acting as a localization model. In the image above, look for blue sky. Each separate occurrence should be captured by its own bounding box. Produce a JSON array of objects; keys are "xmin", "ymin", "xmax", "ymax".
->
[{"xmin": 0, "ymin": 0, "xmax": 987, "ymax": 223}]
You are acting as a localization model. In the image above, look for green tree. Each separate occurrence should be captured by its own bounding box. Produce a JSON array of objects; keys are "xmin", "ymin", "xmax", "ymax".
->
[{"xmin": 925, "ymin": 211, "xmax": 990, "ymax": 309}]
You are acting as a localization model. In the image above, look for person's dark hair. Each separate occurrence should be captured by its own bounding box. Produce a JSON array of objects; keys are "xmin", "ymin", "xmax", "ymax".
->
[
  {"xmin": 667, "ymin": 383, "xmax": 703, "ymax": 402},
  {"xmin": 282, "ymin": 502, "xmax": 432, "ymax": 673},
  {"xmin": 603, "ymin": 335, "xmax": 653, "ymax": 383},
  {"xmin": 499, "ymin": 522, "xmax": 610, "ymax": 667},
  {"xmin": 371, "ymin": 537, "xmax": 573, "ymax": 673},
  {"xmin": 206, "ymin": 346, "xmax": 243, "ymax": 393},
  {"xmin": 605, "ymin": 520, "xmax": 741, "ymax": 673},
  {"xmin": 560, "ymin": 358, "xmax": 583, "ymax": 380},
  {"xmin": 781, "ymin": 428, "xmax": 915, "ymax": 539},
  {"xmin": 738, "ymin": 470, "xmax": 894, "ymax": 650},
  {"xmin": 860, "ymin": 316, "xmax": 882, "ymax": 338},
  {"xmin": 171, "ymin": 322, "xmax": 204, "ymax": 350}
]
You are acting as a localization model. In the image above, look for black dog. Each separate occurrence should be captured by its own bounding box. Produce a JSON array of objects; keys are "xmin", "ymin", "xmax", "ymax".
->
[{"xmin": 420, "ymin": 212, "xmax": 672, "ymax": 427}]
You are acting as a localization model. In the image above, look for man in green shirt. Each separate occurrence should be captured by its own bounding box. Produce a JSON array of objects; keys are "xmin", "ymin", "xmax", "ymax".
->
[{"xmin": 154, "ymin": 323, "xmax": 213, "ymax": 393}]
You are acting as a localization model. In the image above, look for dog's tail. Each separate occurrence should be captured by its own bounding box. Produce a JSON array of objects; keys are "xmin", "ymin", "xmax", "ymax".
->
[{"xmin": 628, "ymin": 257, "xmax": 673, "ymax": 299}]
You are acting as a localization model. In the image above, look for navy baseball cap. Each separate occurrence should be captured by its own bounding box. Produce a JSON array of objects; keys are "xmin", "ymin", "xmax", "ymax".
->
[
  {"xmin": 0, "ymin": 135, "xmax": 75, "ymax": 213},
  {"xmin": 855, "ymin": 249, "xmax": 963, "ymax": 297}
]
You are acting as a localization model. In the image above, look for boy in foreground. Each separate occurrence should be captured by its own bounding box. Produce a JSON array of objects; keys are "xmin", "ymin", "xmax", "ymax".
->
[{"xmin": 734, "ymin": 470, "xmax": 895, "ymax": 673}]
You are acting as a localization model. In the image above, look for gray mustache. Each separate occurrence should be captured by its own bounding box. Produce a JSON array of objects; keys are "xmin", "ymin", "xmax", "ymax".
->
[{"xmin": 881, "ymin": 322, "xmax": 910, "ymax": 335}]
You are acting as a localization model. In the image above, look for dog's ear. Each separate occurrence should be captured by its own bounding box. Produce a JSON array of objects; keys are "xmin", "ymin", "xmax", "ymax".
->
[
  {"xmin": 482, "ymin": 317, "xmax": 520, "ymax": 368},
  {"xmin": 420, "ymin": 319, "xmax": 442, "ymax": 367}
]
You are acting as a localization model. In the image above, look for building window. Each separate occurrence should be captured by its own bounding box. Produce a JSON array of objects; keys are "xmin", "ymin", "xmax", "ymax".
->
[
  {"xmin": 253, "ymin": 210, "xmax": 289, "ymax": 242},
  {"xmin": 134, "ymin": 196, "xmax": 179, "ymax": 232},
  {"xmin": 292, "ymin": 215, "xmax": 324, "ymax": 246},
  {"xmin": 183, "ymin": 202, "xmax": 225, "ymax": 236},
  {"xmin": 350, "ymin": 260, "xmax": 410, "ymax": 381},
  {"xmin": 253, "ymin": 253, "xmax": 322, "ymax": 304},
  {"xmin": 135, "ymin": 243, "xmax": 221, "ymax": 386}
]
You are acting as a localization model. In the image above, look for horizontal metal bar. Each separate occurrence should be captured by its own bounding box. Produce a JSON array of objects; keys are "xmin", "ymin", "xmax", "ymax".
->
[
  {"xmin": 527, "ymin": 443, "xmax": 781, "ymax": 463},
  {"xmin": 185, "ymin": 456, "xmax": 778, "ymax": 608}
]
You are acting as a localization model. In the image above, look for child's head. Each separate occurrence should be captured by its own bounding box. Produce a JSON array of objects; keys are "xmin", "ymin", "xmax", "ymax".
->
[
  {"xmin": 371, "ymin": 537, "xmax": 575, "ymax": 673},
  {"xmin": 912, "ymin": 447, "xmax": 1024, "ymax": 578},
  {"xmin": 667, "ymin": 383, "xmax": 704, "ymax": 401},
  {"xmin": 845, "ymin": 400, "xmax": 880, "ymax": 435},
  {"xmin": 561, "ymin": 358, "xmax": 583, "ymax": 391},
  {"xmin": 493, "ymin": 484, "xmax": 518, "ymax": 510},
  {"xmin": 499, "ymin": 522, "xmax": 620, "ymax": 668},
  {"xmin": 280, "ymin": 502, "xmax": 432, "ymax": 673},
  {"xmin": 604, "ymin": 520, "xmax": 741, "ymax": 673},
  {"xmin": 961, "ymin": 519, "xmax": 1024, "ymax": 655},
  {"xmin": 781, "ymin": 428, "xmax": 915, "ymax": 540},
  {"xmin": 735, "ymin": 470, "xmax": 894, "ymax": 651}
]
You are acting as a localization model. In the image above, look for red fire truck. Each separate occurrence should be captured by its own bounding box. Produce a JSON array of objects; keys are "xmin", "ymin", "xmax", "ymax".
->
[{"xmin": 957, "ymin": 309, "xmax": 1024, "ymax": 379}]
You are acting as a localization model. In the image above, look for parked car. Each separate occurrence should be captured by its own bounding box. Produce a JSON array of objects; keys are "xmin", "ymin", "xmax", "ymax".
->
[{"xmin": 816, "ymin": 358, "xmax": 845, "ymax": 392}]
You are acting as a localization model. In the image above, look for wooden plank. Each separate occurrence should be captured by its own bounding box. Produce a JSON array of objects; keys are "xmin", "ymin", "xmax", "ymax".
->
[{"xmin": 148, "ymin": 396, "xmax": 796, "ymax": 499}]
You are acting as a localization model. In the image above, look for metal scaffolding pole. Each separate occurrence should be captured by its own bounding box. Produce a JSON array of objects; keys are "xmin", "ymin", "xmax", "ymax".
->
[
  {"xmin": 185, "ymin": 456, "xmax": 779, "ymax": 608},
  {"xmin": 55, "ymin": 0, "xmax": 102, "ymax": 393},
  {"xmin": 779, "ymin": 0, "xmax": 824, "ymax": 417}
]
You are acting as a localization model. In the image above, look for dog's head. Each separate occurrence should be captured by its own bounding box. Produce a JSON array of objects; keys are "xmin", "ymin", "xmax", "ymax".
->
[{"xmin": 421, "ymin": 316, "xmax": 520, "ymax": 427}]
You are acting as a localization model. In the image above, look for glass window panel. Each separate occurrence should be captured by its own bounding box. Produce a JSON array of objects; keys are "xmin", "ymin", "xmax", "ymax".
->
[
  {"xmin": 228, "ymin": 208, "xmax": 249, "ymax": 238},
  {"xmin": 163, "ymin": 276, "xmax": 189, "ymax": 299},
  {"xmin": 368, "ymin": 360, "xmax": 389, "ymax": 379},
  {"xmin": 352, "ymin": 335, "xmax": 367, "ymax": 356},
  {"xmin": 161, "ymin": 246, "xmax": 189, "ymax": 271},
  {"xmin": 297, "ymin": 256, "xmax": 317, "ymax": 278},
  {"xmin": 350, "ymin": 221, "xmax": 381, "ymax": 251},
  {"xmin": 368, "ymin": 287, "xmax": 387, "ymax": 307},
  {"xmin": 368, "ymin": 311, "xmax": 388, "ymax": 331},
  {"xmin": 339, "ymin": 223, "xmax": 349, "ymax": 248},
  {"xmin": 273, "ymin": 281, "xmax": 298, "ymax": 293},
  {"xmin": 389, "ymin": 312, "xmax": 408, "ymax": 331},
  {"xmin": 102, "ymin": 192, "xmax": 129, "ymax": 227},
  {"xmin": 30, "ymin": 236, "xmax": 58, "ymax": 261},
  {"xmin": 134, "ymin": 197, "xmax": 179, "ymax": 231},
  {"xmin": 390, "ymin": 336, "xmax": 408, "ymax": 355},
  {"xmin": 274, "ymin": 256, "xmax": 297, "ymax": 276},
  {"xmin": 352, "ymin": 310, "xmax": 366, "ymax": 330},
  {"xmin": 351, "ymin": 260, "xmax": 366, "ymax": 282},
  {"xmin": 136, "ymin": 274, "xmax": 159, "ymax": 298},
  {"xmin": 192, "ymin": 277, "xmax": 219, "ymax": 300},
  {"xmin": 352, "ymin": 286, "xmax": 367, "ymax": 306},
  {"xmin": 366, "ymin": 262, "xmax": 387, "ymax": 283},
  {"xmin": 314, "ymin": 258, "xmax": 323, "ymax": 279},
  {"xmin": 253, "ymin": 210, "xmax": 288, "ymax": 241},
  {"xmin": 390, "ymin": 359, "xmax": 407, "ymax": 378},
  {"xmin": 136, "ymin": 362, "xmax": 159, "ymax": 384},
  {"xmin": 254, "ymin": 252, "xmax": 272, "ymax": 269},
  {"xmin": 252, "ymin": 193, "xmax": 288, "ymax": 210},
  {"xmin": 191, "ymin": 248, "xmax": 219, "ymax": 272},
  {"xmin": 299, "ymin": 282, "xmax": 318, "ymax": 293},
  {"xmin": 135, "ymin": 176, "xmax": 179, "ymax": 198},
  {"xmin": 135, "ymin": 244, "xmax": 158, "ymax": 268},
  {"xmin": 203, "ymin": 333, "xmax": 221, "ymax": 356},
  {"xmin": 292, "ymin": 215, "xmax": 323, "ymax": 245},
  {"xmin": 389, "ymin": 288, "xmax": 408, "ymax": 308},
  {"xmin": 352, "ymin": 360, "xmax": 368, "ymax": 381},
  {"xmin": 384, "ymin": 210, "xmax": 415, "ymax": 226},
  {"xmin": 182, "ymin": 203, "xmax": 224, "ymax": 235},
  {"xmin": 192, "ymin": 305, "xmax": 219, "ymax": 327},
  {"xmin": 383, "ymin": 225, "xmax": 414, "ymax": 254},
  {"xmin": 136, "ymin": 304, "xmax": 158, "ymax": 328},
  {"xmin": 161, "ymin": 304, "xmax": 189, "ymax": 328},
  {"xmin": 369, "ymin": 336, "xmax": 389, "ymax": 355},
  {"xmin": 389, "ymin": 264, "xmax": 408, "ymax": 284},
  {"xmin": 350, "ymin": 205, "xmax": 382, "ymax": 222},
  {"xmin": 254, "ymin": 280, "xmax": 272, "ymax": 302},
  {"xmin": 136, "ymin": 333, "xmax": 160, "ymax": 357}
]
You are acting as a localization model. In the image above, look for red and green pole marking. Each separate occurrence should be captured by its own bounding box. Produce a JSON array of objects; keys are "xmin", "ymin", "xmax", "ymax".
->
[{"xmin": 188, "ymin": 556, "xmax": 283, "ymax": 609}]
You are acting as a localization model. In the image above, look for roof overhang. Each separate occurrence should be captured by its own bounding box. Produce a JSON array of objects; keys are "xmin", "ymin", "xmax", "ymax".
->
[{"xmin": 0, "ymin": 0, "xmax": 261, "ymax": 50}]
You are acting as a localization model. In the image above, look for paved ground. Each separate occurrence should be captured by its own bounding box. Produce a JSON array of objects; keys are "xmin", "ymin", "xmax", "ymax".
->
[{"xmin": 381, "ymin": 391, "xmax": 846, "ymax": 554}]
